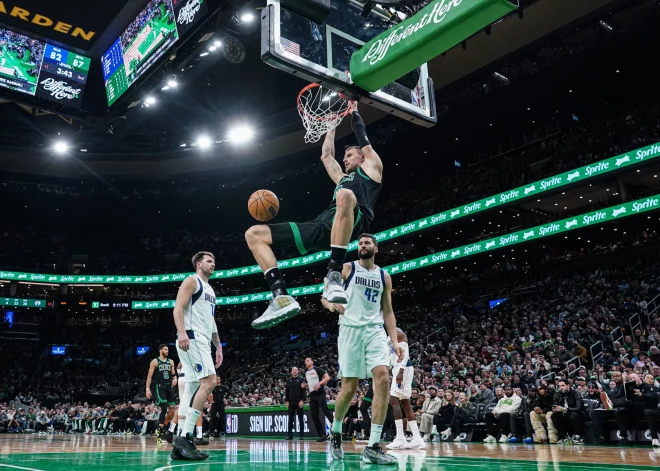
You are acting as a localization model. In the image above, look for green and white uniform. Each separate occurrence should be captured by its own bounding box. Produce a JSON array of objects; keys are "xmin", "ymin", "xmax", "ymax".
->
[{"xmin": 337, "ymin": 261, "xmax": 390, "ymax": 379}]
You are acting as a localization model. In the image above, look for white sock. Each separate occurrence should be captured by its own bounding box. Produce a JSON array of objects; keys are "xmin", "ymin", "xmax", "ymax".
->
[
  {"xmin": 395, "ymin": 419, "xmax": 404, "ymax": 439},
  {"xmin": 409, "ymin": 421, "xmax": 421, "ymax": 439},
  {"xmin": 196, "ymin": 426, "xmax": 203, "ymax": 439},
  {"xmin": 368, "ymin": 424, "xmax": 383, "ymax": 447},
  {"xmin": 168, "ymin": 421, "xmax": 176, "ymax": 433},
  {"xmin": 182, "ymin": 409, "xmax": 201, "ymax": 437}
]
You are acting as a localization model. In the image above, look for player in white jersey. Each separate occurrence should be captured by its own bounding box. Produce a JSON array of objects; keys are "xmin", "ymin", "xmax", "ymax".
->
[
  {"xmin": 386, "ymin": 329, "xmax": 424, "ymax": 450},
  {"xmin": 172, "ymin": 251, "xmax": 223, "ymax": 461},
  {"xmin": 322, "ymin": 233, "xmax": 402, "ymax": 465}
]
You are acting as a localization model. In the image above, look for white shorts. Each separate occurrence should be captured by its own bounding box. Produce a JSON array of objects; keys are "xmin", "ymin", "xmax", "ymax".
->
[
  {"xmin": 176, "ymin": 331, "xmax": 216, "ymax": 382},
  {"xmin": 390, "ymin": 366, "xmax": 414, "ymax": 399},
  {"xmin": 338, "ymin": 324, "xmax": 390, "ymax": 379}
]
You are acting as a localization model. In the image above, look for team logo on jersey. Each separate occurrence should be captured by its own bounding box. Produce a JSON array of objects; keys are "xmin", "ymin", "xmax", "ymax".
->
[{"xmin": 194, "ymin": 364, "xmax": 203, "ymax": 373}]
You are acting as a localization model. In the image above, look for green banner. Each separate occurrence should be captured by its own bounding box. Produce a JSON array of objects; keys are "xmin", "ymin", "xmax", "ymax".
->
[
  {"xmin": 0, "ymin": 298, "xmax": 48, "ymax": 308},
  {"xmin": 350, "ymin": 0, "xmax": 517, "ymax": 92},
  {"xmin": 1, "ymin": 141, "xmax": 659, "ymax": 286},
  {"xmin": 126, "ymin": 194, "xmax": 660, "ymax": 308}
]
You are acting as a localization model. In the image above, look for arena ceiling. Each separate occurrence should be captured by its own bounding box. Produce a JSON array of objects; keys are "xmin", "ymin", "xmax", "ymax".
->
[{"xmin": 0, "ymin": 0, "xmax": 653, "ymax": 178}]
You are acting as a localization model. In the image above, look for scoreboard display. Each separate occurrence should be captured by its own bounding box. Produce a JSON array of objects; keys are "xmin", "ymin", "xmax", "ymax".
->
[
  {"xmin": 103, "ymin": 0, "xmax": 208, "ymax": 106},
  {"xmin": 36, "ymin": 44, "xmax": 91, "ymax": 108},
  {"xmin": 0, "ymin": 27, "xmax": 91, "ymax": 108}
]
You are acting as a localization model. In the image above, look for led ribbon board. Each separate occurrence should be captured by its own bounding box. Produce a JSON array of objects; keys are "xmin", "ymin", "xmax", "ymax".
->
[
  {"xmin": 0, "ymin": 297, "xmax": 47, "ymax": 308},
  {"xmin": 0, "ymin": 141, "xmax": 659, "ymax": 285},
  {"xmin": 127, "ymin": 194, "xmax": 660, "ymax": 308}
]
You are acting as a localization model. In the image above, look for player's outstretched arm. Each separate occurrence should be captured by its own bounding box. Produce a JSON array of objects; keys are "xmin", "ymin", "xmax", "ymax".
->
[
  {"xmin": 381, "ymin": 272, "xmax": 403, "ymax": 362},
  {"xmin": 320, "ymin": 128, "xmax": 345, "ymax": 184},
  {"xmin": 351, "ymin": 106, "xmax": 383, "ymax": 181}
]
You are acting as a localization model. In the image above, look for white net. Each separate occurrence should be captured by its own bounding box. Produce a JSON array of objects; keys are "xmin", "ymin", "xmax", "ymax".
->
[{"xmin": 297, "ymin": 84, "xmax": 353, "ymax": 143}]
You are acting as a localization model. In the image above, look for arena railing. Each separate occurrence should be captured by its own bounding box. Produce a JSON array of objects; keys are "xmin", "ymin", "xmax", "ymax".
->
[
  {"xmin": 112, "ymin": 193, "xmax": 660, "ymax": 308},
  {"xmin": 1, "ymin": 141, "xmax": 659, "ymax": 286}
]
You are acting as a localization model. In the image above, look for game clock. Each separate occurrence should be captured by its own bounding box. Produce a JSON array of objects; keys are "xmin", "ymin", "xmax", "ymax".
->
[{"xmin": 35, "ymin": 44, "xmax": 91, "ymax": 108}]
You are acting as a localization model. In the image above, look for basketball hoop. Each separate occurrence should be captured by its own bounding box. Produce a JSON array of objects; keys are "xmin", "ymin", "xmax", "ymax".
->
[{"xmin": 297, "ymin": 83, "xmax": 354, "ymax": 143}]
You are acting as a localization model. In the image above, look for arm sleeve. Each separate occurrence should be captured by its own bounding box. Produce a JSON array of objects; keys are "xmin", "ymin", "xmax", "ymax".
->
[{"xmin": 351, "ymin": 112, "xmax": 370, "ymax": 149}]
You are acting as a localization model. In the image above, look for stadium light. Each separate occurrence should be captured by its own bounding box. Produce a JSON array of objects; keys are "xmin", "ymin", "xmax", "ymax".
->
[
  {"xmin": 200, "ymin": 52, "xmax": 209, "ymax": 57},
  {"xmin": 197, "ymin": 135, "xmax": 212, "ymax": 149},
  {"xmin": 228, "ymin": 125, "xmax": 254, "ymax": 143},
  {"xmin": 214, "ymin": 40, "xmax": 222, "ymax": 47},
  {"xmin": 53, "ymin": 141, "xmax": 69, "ymax": 155},
  {"xmin": 209, "ymin": 45, "xmax": 217, "ymax": 52},
  {"xmin": 167, "ymin": 79, "xmax": 178, "ymax": 88},
  {"xmin": 145, "ymin": 96, "xmax": 156, "ymax": 105},
  {"xmin": 240, "ymin": 12, "xmax": 255, "ymax": 22}
]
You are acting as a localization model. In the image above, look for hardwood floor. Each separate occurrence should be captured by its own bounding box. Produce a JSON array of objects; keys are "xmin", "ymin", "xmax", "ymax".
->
[{"xmin": 0, "ymin": 435, "xmax": 658, "ymax": 471}]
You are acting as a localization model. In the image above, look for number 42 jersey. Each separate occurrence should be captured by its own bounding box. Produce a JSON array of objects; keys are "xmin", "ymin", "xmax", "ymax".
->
[{"xmin": 339, "ymin": 261, "xmax": 386, "ymax": 327}]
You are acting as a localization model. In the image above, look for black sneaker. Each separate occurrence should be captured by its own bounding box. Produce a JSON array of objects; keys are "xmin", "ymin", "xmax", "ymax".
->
[
  {"xmin": 164, "ymin": 431, "xmax": 174, "ymax": 444},
  {"xmin": 194, "ymin": 436, "xmax": 209, "ymax": 446},
  {"xmin": 330, "ymin": 432, "xmax": 344, "ymax": 461},
  {"xmin": 172, "ymin": 434, "xmax": 209, "ymax": 460},
  {"xmin": 317, "ymin": 434, "xmax": 330, "ymax": 442},
  {"xmin": 362, "ymin": 444, "xmax": 396, "ymax": 465}
]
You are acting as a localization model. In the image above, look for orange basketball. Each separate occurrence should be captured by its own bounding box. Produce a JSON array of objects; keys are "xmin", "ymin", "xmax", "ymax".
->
[{"xmin": 248, "ymin": 189, "xmax": 280, "ymax": 221}]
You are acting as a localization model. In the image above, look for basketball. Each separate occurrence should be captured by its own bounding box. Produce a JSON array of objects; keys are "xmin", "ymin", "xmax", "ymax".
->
[{"xmin": 248, "ymin": 190, "xmax": 280, "ymax": 221}]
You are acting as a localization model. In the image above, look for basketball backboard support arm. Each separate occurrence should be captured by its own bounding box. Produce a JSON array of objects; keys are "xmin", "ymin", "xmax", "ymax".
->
[{"xmin": 261, "ymin": 1, "xmax": 437, "ymax": 127}]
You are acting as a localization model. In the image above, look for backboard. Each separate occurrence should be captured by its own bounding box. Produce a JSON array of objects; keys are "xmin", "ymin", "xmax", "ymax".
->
[{"xmin": 262, "ymin": 0, "xmax": 437, "ymax": 127}]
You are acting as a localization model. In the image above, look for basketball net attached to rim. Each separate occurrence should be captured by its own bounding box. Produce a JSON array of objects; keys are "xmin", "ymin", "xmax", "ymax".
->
[{"xmin": 297, "ymin": 82, "xmax": 356, "ymax": 144}]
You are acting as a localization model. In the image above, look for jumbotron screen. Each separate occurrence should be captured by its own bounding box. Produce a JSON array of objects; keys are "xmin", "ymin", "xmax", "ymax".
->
[
  {"xmin": 102, "ymin": 0, "xmax": 208, "ymax": 106},
  {"xmin": 0, "ymin": 27, "xmax": 91, "ymax": 108}
]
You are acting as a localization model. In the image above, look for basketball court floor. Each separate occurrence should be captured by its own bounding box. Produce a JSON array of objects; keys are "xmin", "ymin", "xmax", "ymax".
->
[{"xmin": 1, "ymin": 435, "xmax": 659, "ymax": 471}]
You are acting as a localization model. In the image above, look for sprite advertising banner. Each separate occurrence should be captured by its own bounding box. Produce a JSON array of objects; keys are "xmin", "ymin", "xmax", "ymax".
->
[
  {"xmin": 127, "ymin": 194, "xmax": 660, "ymax": 308},
  {"xmin": 350, "ymin": 0, "xmax": 517, "ymax": 92},
  {"xmin": 0, "ymin": 141, "xmax": 659, "ymax": 286}
]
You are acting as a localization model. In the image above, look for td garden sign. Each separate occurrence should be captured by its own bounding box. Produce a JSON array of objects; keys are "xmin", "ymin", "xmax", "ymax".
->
[{"xmin": 351, "ymin": 0, "xmax": 518, "ymax": 92}]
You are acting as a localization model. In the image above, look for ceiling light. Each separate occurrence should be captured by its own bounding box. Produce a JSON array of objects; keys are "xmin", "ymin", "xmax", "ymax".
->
[
  {"xmin": 161, "ymin": 85, "xmax": 170, "ymax": 91},
  {"xmin": 145, "ymin": 96, "xmax": 156, "ymax": 105},
  {"xmin": 209, "ymin": 45, "xmax": 217, "ymax": 52},
  {"xmin": 214, "ymin": 40, "xmax": 222, "ymax": 47},
  {"xmin": 167, "ymin": 79, "xmax": 178, "ymax": 88},
  {"xmin": 197, "ymin": 135, "xmax": 212, "ymax": 149},
  {"xmin": 228, "ymin": 125, "xmax": 254, "ymax": 143},
  {"xmin": 200, "ymin": 52, "xmax": 209, "ymax": 57},
  {"xmin": 54, "ymin": 141, "xmax": 69, "ymax": 154},
  {"xmin": 241, "ymin": 12, "xmax": 255, "ymax": 22}
]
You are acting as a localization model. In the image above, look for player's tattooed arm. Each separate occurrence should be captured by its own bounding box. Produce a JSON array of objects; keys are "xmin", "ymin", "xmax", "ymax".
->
[
  {"xmin": 320, "ymin": 128, "xmax": 345, "ymax": 184},
  {"xmin": 211, "ymin": 332, "xmax": 222, "ymax": 350}
]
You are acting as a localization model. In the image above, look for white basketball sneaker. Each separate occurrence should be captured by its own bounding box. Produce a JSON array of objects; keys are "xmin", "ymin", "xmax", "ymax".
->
[
  {"xmin": 323, "ymin": 271, "xmax": 348, "ymax": 304},
  {"xmin": 404, "ymin": 436, "xmax": 426, "ymax": 449},
  {"xmin": 386, "ymin": 437, "xmax": 408, "ymax": 450},
  {"xmin": 251, "ymin": 295, "xmax": 301, "ymax": 329}
]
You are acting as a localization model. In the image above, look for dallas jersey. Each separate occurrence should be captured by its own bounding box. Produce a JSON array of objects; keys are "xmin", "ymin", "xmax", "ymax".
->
[
  {"xmin": 340, "ymin": 261, "xmax": 386, "ymax": 327},
  {"xmin": 183, "ymin": 274, "xmax": 217, "ymax": 340}
]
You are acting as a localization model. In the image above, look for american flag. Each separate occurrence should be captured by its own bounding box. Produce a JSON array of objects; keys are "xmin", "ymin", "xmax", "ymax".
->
[{"xmin": 281, "ymin": 37, "xmax": 300, "ymax": 56}]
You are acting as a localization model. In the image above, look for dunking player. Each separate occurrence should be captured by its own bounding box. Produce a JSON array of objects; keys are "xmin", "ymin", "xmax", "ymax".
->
[
  {"xmin": 172, "ymin": 251, "xmax": 223, "ymax": 461},
  {"xmin": 145, "ymin": 344, "xmax": 177, "ymax": 444},
  {"xmin": 247, "ymin": 105, "xmax": 383, "ymax": 329},
  {"xmin": 386, "ymin": 329, "xmax": 424, "ymax": 450},
  {"xmin": 321, "ymin": 233, "xmax": 402, "ymax": 465}
]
